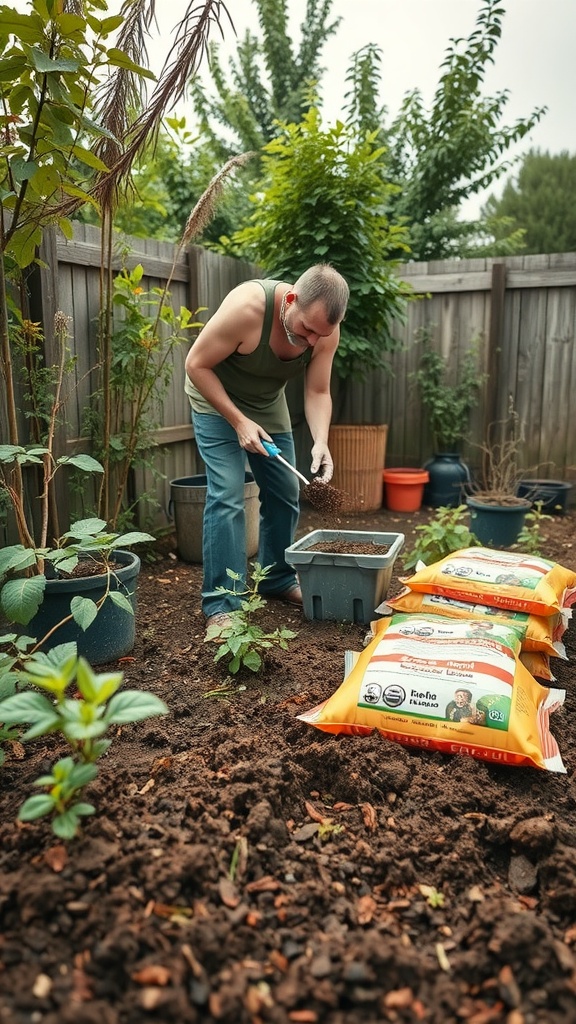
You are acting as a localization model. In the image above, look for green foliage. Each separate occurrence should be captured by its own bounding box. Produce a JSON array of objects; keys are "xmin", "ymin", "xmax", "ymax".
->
[
  {"xmin": 513, "ymin": 502, "xmax": 552, "ymax": 556},
  {"xmin": 403, "ymin": 505, "xmax": 479, "ymax": 571},
  {"xmin": 87, "ymin": 263, "xmax": 204, "ymax": 527},
  {"xmin": 0, "ymin": 646, "xmax": 167, "ymax": 838},
  {"xmin": 0, "ymin": 0, "xmax": 144, "ymax": 269},
  {"xmin": 189, "ymin": 0, "xmax": 342, "ymax": 159},
  {"xmin": 205, "ymin": 564, "xmax": 298, "ymax": 675},
  {"xmin": 345, "ymin": 0, "xmax": 546, "ymax": 260},
  {"xmin": 483, "ymin": 149, "xmax": 576, "ymax": 255},
  {"xmin": 413, "ymin": 325, "xmax": 484, "ymax": 451},
  {"xmin": 233, "ymin": 108, "xmax": 413, "ymax": 381}
]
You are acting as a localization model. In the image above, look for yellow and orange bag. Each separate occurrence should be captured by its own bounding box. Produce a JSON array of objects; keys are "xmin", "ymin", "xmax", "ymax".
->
[
  {"xmin": 401, "ymin": 547, "xmax": 576, "ymax": 617},
  {"xmin": 298, "ymin": 614, "xmax": 566, "ymax": 773},
  {"xmin": 380, "ymin": 587, "xmax": 568, "ymax": 658}
]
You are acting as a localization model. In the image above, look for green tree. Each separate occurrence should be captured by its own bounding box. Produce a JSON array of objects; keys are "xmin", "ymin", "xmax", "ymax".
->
[
  {"xmin": 482, "ymin": 149, "xmax": 576, "ymax": 254},
  {"xmin": 232, "ymin": 107, "xmax": 412, "ymax": 382},
  {"xmin": 344, "ymin": 0, "xmax": 546, "ymax": 260},
  {"xmin": 189, "ymin": 0, "xmax": 341, "ymax": 158}
]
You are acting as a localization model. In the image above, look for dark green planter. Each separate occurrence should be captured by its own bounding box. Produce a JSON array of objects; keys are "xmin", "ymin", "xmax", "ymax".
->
[
  {"xmin": 467, "ymin": 497, "xmax": 531, "ymax": 549},
  {"xmin": 517, "ymin": 479, "xmax": 573, "ymax": 515},
  {"xmin": 27, "ymin": 550, "xmax": 141, "ymax": 663},
  {"xmin": 423, "ymin": 453, "xmax": 471, "ymax": 508}
]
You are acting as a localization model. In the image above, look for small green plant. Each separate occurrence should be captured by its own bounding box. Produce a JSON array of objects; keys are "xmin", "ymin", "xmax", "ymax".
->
[
  {"xmin": 513, "ymin": 502, "xmax": 552, "ymax": 555},
  {"xmin": 403, "ymin": 505, "xmax": 479, "ymax": 570},
  {"xmin": 205, "ymin": 564, "xmax": 298, "ymax": 674},
  {"xmin": 413, "ymin": 325, "xmax": 484, "ymax": 452},
  {"xmin": 0, "ymin": 644, "xmax": 168, "ymax": 839},
  {"xmin": 89, "ymin": 263, "xmax": 205, "ymax": 529}
]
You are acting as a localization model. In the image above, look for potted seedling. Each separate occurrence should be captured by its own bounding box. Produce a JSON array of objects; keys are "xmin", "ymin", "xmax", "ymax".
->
[
  {"xmin": 466, "ymin": 405, "xmax": 532, "ymax": 548},
  {"xmin": 413, "ymin": 324, "xmax": 484, "ymax": 507}
]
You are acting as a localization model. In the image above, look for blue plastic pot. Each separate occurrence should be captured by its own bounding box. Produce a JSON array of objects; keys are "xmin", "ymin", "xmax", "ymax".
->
[
  {"xmin": 26, "ymin": 550, "xmax": 141, "ymax": 663},
  {"xmin": 467, "ymin": 497, "xmax": 531, "ymax": 549}
]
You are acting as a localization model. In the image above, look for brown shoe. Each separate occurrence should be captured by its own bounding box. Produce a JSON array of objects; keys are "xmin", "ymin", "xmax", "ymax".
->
[{"xmin": 205, "ymin": 612, "xmax": 234, "ymax": 641}]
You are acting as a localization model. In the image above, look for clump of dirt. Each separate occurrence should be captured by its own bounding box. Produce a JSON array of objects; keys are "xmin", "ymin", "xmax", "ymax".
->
[{"xmin": 302, "ymin": 478, "xmax": 347, "ymax": 514}]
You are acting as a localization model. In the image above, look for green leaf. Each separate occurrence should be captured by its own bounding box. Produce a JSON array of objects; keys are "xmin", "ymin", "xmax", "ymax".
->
[
  {"xmin": 0, "ymin": 689, "xmax": 58, "ymax": 725},
  {"xmin": 29, "ymin": 47, "xmax": 80, "ymax": 74},
  {"xmin": 19, "ymin": 794, "xmax": 55, "ymax": 821},
  {"xmin": 105, "ymin": 690, "xmax": 168, "ymax": 724},
  {"xmin": 107, "ymin": 591, "xmax": 134, "ymax": 615},
  {"xmin": 242, "ymin": 650, "xmax": 262, "ymax": 672},
  {"xmin": 52, "ymin": 809, "xmax": 81, "ymax": 839},
  {"xmin": 106, "ymin": 48, "xmax": 156, "ymax": 81},
  {"xmin": 70, "ymin": 596, "xmax": 98, "ymax": 631},
  {"xmin": 1, "ymin": 576, "xmax": 46, "ymax": 625},
  {"xmin": 57, "ymin": 454, "xmax": 104, "ymax": 473},
  {"xmin": 71, "ymin": 144, "xmax": 108, "ymax": 172}
]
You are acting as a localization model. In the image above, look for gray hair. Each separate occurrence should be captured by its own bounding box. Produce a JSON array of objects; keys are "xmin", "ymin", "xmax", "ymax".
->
[{"xmin": 293, "ymin": 264, "xmax": 349, "ymax": 324}]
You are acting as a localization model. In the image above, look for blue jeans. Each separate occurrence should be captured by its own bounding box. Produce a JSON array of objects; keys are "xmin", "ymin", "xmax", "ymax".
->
[{"xmin": 192, "ymin": 412, "xmax": 300, "ymax": 617}]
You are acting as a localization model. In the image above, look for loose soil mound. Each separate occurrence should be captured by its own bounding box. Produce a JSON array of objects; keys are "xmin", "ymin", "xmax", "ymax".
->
[{"xmin": 1, "ymin": 504, "xmax": 576, "ymax": 1023}]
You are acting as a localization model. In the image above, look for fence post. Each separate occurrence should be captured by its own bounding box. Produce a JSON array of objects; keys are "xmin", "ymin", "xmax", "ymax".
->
[{"xmin": 484, "ymin": 262, "xmax": 507, "ymax": 439}]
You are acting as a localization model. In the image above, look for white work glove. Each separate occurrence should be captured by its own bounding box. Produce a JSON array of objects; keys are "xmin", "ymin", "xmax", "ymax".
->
[{"xmin": 310, "ymin": 442, "xmax": 334, "ymax": 483}]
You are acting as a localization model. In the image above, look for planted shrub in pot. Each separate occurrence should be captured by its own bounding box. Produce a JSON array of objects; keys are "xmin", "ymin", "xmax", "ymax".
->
[
  {"xmin": 466, "ymin": 407, "xmax": 532, "ymax": 549},
  {"xmin": 413, "ymin": 325, "xmax": 484, "ymax": 507}
]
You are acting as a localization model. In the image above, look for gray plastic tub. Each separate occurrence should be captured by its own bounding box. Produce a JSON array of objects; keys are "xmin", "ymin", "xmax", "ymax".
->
[{"xmin": 285, "ymin": 529, "xmax": 405, "ymax": 624}]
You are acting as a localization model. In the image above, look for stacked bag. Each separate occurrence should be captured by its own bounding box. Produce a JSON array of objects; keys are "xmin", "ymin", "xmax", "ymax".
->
[{"xmin": 298, "ymin": 547, "xmax": 576, "ymax": 773}]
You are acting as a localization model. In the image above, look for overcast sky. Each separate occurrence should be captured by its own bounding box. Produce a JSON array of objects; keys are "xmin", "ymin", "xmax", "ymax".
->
[{"xmin": 153, "ymin": 0, "xmax": 575, "ymax": 215}]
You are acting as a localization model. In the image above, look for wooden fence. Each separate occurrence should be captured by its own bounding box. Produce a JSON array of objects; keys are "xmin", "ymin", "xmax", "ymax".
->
[{"xmin": 3, "ymin": 228, "xmax": 576, "ymax": 543}]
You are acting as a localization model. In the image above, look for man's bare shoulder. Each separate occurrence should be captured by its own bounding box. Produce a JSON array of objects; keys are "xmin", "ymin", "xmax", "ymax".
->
[{"xmin": 222, "ymin": 279, "xmax": 278, "ymax": 316}]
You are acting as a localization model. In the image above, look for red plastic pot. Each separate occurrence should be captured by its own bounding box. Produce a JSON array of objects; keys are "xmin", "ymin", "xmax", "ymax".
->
[{"xmin": 382, "ymin": 468, "xmax": 430, "ymax": 512}]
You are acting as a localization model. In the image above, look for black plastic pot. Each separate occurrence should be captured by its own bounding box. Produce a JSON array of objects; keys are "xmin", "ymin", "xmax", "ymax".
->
[
  {"xmin": 26, "ymin": 550, "xmax": 141, "ymax": 663},
  {"xmin": 516, "ymin": 479, "xmax": 573, "ymax": 516},
  {"xmin": 467, "ymin": 497, "xmax": 531, "ymax": 549}
]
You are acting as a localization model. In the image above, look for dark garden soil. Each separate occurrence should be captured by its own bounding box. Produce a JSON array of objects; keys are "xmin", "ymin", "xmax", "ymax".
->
[{"xmin": 2, "ymin": 502, "xmax": 576, "ymax": 1024}]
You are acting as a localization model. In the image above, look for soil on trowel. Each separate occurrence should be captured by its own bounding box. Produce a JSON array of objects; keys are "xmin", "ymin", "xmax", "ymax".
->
[{"xmin": 1, "ymin": 501, "xmax": 576, "ymax": 1023}]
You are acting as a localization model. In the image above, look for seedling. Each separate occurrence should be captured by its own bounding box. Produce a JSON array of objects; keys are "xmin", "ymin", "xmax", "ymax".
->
[
  {"xmin": 0, "ymin": 643, "xmax": 167, "ymax": 838},
  {"xmin": 403, "ymin": 505, "xmax": 479, "ymax": 570},
  {"xmin": 514, "ymin": 501, "xmax": 552, "ymax": 555},
  {"xmin": 205, "ymin": 563, "xmax": 298, "ymax": 674}
]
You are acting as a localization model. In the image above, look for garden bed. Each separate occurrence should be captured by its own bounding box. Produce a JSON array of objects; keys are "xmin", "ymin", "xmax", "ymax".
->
[{"xmin": 1, "ymin": 503, "xmax": 576, "ymax": 1023}]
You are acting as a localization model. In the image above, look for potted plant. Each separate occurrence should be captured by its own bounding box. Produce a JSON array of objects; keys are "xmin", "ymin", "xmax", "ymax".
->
[
  {"xmin": 413, "ymin": 325, "xmax": 483, "ymax": 507},
  {"xmin": 466, "ymin": 406, "xmax": 532, "ymax": 548}
]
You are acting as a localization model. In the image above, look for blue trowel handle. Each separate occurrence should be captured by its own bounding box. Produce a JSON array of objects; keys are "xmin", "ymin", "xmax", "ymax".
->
[{"xmin": 261, "ymin": 440, "xmax": 310, "ymax": 486}]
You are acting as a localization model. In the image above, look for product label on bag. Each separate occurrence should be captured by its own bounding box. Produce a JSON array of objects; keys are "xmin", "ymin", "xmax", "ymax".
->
[{"xmin": 357, "ymin": 614, "xmax": 515, "ymax": 730}]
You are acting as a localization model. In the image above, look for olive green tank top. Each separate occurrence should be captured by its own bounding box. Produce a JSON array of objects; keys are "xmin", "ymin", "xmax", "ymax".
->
[{"xmin": 184, "ymin": 279, "xmax": 311, "ymax": 432}]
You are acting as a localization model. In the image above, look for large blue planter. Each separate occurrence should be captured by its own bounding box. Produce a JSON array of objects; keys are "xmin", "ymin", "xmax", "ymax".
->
[
  {"xmin": 467, "ymin": 497, "xmax": 531, "ymax": 549},
  {"xmin": 423, "ymin": 453, "xmax": 471, "ymax": 508},
  {"xmin": 27, "ymin": 550, "xmax": 141, "ymax": 663}
]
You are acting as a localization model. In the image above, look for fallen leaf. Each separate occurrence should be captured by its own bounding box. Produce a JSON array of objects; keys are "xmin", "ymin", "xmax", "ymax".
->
[
  {"xmin": 288, "ymin": 1011, "xmax": 318, "ymax": 1022},
  {"xmin": 305, "ymin": 800, "xmax": 329, "ymax": 824},
  {"xmin": 245, "ymin": 875, "xmax": 280, "ymax": 893},
  {"xmin": 9, "ymin": 740, "xmax": 25, "ymax": 759},
  {"xmin": 132, "ymin": 965, "xmax": 171, "ymax": 986},
  {"xmin": 332, "ymin": 801, "xmax": 354, "ymax": 812},
  {"xmin": 138, "ymin": 778, "xmax": 155, "ymax": 795},
  {"xmin": 44, "ymin": 845, "xmax": 68, "ymax": 873},
  {"xmin": 218, "ymin": 876, "xmax": 240, "ymax": 908},
  {"xmin": 361, "ymin": 802, "xmax": 377, "ymax": 830}
]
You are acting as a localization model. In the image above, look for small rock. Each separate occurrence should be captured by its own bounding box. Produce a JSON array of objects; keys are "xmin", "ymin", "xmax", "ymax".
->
[{"xmin": 508, "ymin": 853, "xmax": 538, "ymax": 894}]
